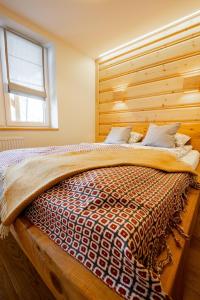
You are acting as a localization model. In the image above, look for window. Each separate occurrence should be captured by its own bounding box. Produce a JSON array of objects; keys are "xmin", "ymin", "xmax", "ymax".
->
[{"xmin": 0, "ymin": 28, "xmax": 50, "ymax": 127}]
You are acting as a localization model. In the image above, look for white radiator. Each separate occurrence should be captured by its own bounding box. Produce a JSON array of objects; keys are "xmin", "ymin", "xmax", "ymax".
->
[{"xmin": 0, "ymin": 137, "xmax": 24, "ymax": 151}]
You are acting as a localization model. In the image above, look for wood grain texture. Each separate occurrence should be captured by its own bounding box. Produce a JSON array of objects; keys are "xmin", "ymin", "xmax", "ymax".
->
[
  {"xmin": 0, "ymin": 256, "xmax": 19, "ymax": 300},
  {"xmin": 99, "ymin": 56, "xmax": 200, "ymax": 93},
  {"xmin": 98, "ymin": 21, "xmax": 200, "ymax": 66},
  {"xmin": 183, "ymin": 235, "xmax": 200, "ymax": 300},
  {"xmin": 99, "ymin": 48, "xmax": 200, "ymax": 83},
  {"xmin": 99, "ymin": 93, "xmax": 200, "ymax": 113},
  {"xmin": 96, "ymin": 18, "xmax": 200, "ymax": 139},
  {"xmin": 0, "ymin": 234, "xmax": 55, "ymax": 300},
  {"xmin": 99, "ymin": 107, "xmax": 200, "ymax": 124}
]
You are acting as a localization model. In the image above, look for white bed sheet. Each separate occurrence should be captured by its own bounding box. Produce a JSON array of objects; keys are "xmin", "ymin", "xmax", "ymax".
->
[
  {"xmin": 122, "ymin": 143, "xmax": 193, "ymax": 158},
  {"xmin": 94, "ymin": 143, "xmax": 199, "ymax": 169},
  {"xmin": 180, "ymin": 150, "xmax": 200, "ymax": 169},
  {"xmin": 94, "ymin": 143, "xmax": 192, "ymax": 159}
]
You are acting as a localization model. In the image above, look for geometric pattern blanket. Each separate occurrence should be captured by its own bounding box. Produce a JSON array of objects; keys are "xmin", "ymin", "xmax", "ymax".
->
[
  {"xmin": 25, "ymin": 166, "xmax": 195, "ymax": 300},
  {"xmin": 0, "ymin": 144, "xmax": 197, "ymax": 300}
]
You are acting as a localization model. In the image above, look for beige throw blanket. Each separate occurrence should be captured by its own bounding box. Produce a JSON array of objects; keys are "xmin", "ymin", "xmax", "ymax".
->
[{"xmin": 0, "ymin": 148, "xmax": 198, "ymax": 238}]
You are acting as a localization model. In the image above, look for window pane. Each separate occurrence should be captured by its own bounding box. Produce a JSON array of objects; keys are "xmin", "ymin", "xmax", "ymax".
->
[
  {"xmin": 9, "ymin": 93, "xmax": 46, "ymax": 123},
  {"xmin": 6, "ymin": 31, "xmax": 45, "ymax": 91}
]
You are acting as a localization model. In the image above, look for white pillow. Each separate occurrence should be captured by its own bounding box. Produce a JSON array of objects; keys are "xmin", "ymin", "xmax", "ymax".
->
[
  {"xmin": 175, "ymin": 133, "xmax": 191, "ymax": 147},
  {"xmin": 104, "ymin": 127, "xmax": 132, "ymax": 144},
  {"xmin": 128, "ymin": 131, "xmax": 143, "ymax": 143},
  {"xmin": 142, "ymin": 123, "xmax": 180, "ymax": 148}
]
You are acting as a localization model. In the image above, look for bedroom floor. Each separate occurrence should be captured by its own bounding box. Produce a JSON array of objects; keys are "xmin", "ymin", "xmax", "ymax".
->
[
  {"xmin": 0, "ymin": 234, "xmax": 54, "ymax": 300},
  {"xmin": 0, "ymin": 221, "xmax": 200, "ymax": 300},
  {"xmin": 183, "ymin": 237, "xmax": 200, "ymax": 300}
]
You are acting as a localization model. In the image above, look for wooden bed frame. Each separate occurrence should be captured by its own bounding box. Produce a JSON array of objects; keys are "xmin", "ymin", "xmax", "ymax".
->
[{"xmin": 9, "ymin": 132, "xmax": 200, "ymax": 300}]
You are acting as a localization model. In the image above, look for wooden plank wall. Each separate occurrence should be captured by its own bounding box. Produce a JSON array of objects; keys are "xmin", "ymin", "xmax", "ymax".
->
[{"xmin": 96, "ymin": 19, "xmax": 200, "ymax": 142}]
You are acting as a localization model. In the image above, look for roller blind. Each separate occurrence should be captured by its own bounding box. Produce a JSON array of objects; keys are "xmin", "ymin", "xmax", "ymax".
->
[{"xmin": 4, "ymin": 29, "xmax": 46, "ymax": 99}]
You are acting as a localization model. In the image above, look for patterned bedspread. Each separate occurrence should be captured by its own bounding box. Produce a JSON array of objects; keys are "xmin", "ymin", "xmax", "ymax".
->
[{"xmin": 0, "ymin": 144, "xmax": 196, "ymax": 300}]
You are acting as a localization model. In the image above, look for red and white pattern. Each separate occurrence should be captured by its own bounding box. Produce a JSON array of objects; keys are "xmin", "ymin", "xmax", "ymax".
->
[
  {"xmin": 25, "ymin": 165, "xmax": 194, "ymax": 300},
  {"xmin": 0, "ymin": 144, "xmax": 196, "ymax": 299}
]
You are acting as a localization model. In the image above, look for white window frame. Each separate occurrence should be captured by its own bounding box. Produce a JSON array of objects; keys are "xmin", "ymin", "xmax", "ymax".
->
[
  {"xmin": 0, "ymin": 27, "xmax": 51, "ymax": 128},
  {"xmin": 0, "ymin": 48, "xmax": 6, "ymax": 126}
]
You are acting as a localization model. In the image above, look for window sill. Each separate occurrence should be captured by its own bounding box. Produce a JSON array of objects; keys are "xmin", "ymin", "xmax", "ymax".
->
[{"xmin": 0, "ymin": 127, "xmax": 59, "ymax": 131}]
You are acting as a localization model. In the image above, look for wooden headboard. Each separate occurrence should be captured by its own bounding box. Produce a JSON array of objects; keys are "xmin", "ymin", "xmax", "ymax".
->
[{"xmin": 95, "ymin": 15, "xmax": 200, "ymax": 150}]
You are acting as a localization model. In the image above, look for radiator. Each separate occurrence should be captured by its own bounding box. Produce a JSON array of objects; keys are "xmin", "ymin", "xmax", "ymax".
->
[{"xmin": 0, "ymin": 137, "xmax": 24, "ymax": 151}]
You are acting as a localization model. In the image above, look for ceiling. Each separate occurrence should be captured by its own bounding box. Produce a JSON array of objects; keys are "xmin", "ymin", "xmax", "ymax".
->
[{"xmin": 0, "ymin": 0, "xmax": 200, "ymax": 58}]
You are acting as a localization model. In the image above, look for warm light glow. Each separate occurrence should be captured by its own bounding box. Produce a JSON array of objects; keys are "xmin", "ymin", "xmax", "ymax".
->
[
  {"xmin": 113, "ymin": 84, "xmax": 128, "ymax": 92},
  {"xmin": 181, "ymin": 92, "xmax": 200, "ymax": 100},
  {"xmin": 113, "ymin": 101, "xmax": 128, "ymax": 110},
  {"xmin": 183, "ymin": 89, "xmax": 199, "ymax": 94},
  {"xmin": 183, "ymin": 71, "xmax": 200, "ymax": 78},
  {"xmin": 98, "ymin": 10, "xmax": 200, "ymax": 58}
]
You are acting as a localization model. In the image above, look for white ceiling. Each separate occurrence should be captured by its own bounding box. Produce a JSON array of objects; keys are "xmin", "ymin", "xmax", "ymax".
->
[{"xmin": 0, "ymin": 0, "xmax": 200, "ymax": 58}]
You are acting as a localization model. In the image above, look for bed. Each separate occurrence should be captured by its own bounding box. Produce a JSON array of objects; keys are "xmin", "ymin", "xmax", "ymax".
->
[{"xmin": 0, "ymin": 130, "xmax": 200, "ymax": 300}]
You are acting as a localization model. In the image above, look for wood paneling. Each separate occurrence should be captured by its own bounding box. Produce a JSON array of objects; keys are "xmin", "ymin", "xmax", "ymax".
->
[
  {"xmin": 100, "ymin": 107, "xmax": 200, "ymax": 124},
  {"xmin": 99, "ymin": 93, "xmax": 200, "ymax": 113},
  {"xmin": 99, "ymin": 77, "xmax": 184, "ymax": 103},
  {"xmin": 99, "ymin": 55, "xmax": 200, "ymax": 93},
  {"xmin": 98, "ymin": 21, "xmax": 200, "ymax": 66},
  {"xmin": 96, "ymin": 19, "xmax": 200, "ymax": 140},
  {"xmin": 99, "ymin": 37, "xmax": 200, "ymax": 82}
]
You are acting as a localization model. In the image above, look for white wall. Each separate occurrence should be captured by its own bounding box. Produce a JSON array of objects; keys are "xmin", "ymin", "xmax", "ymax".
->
[{"xmin": 0, "ymin": 4, "xmax": 95, "ymax": 147}]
